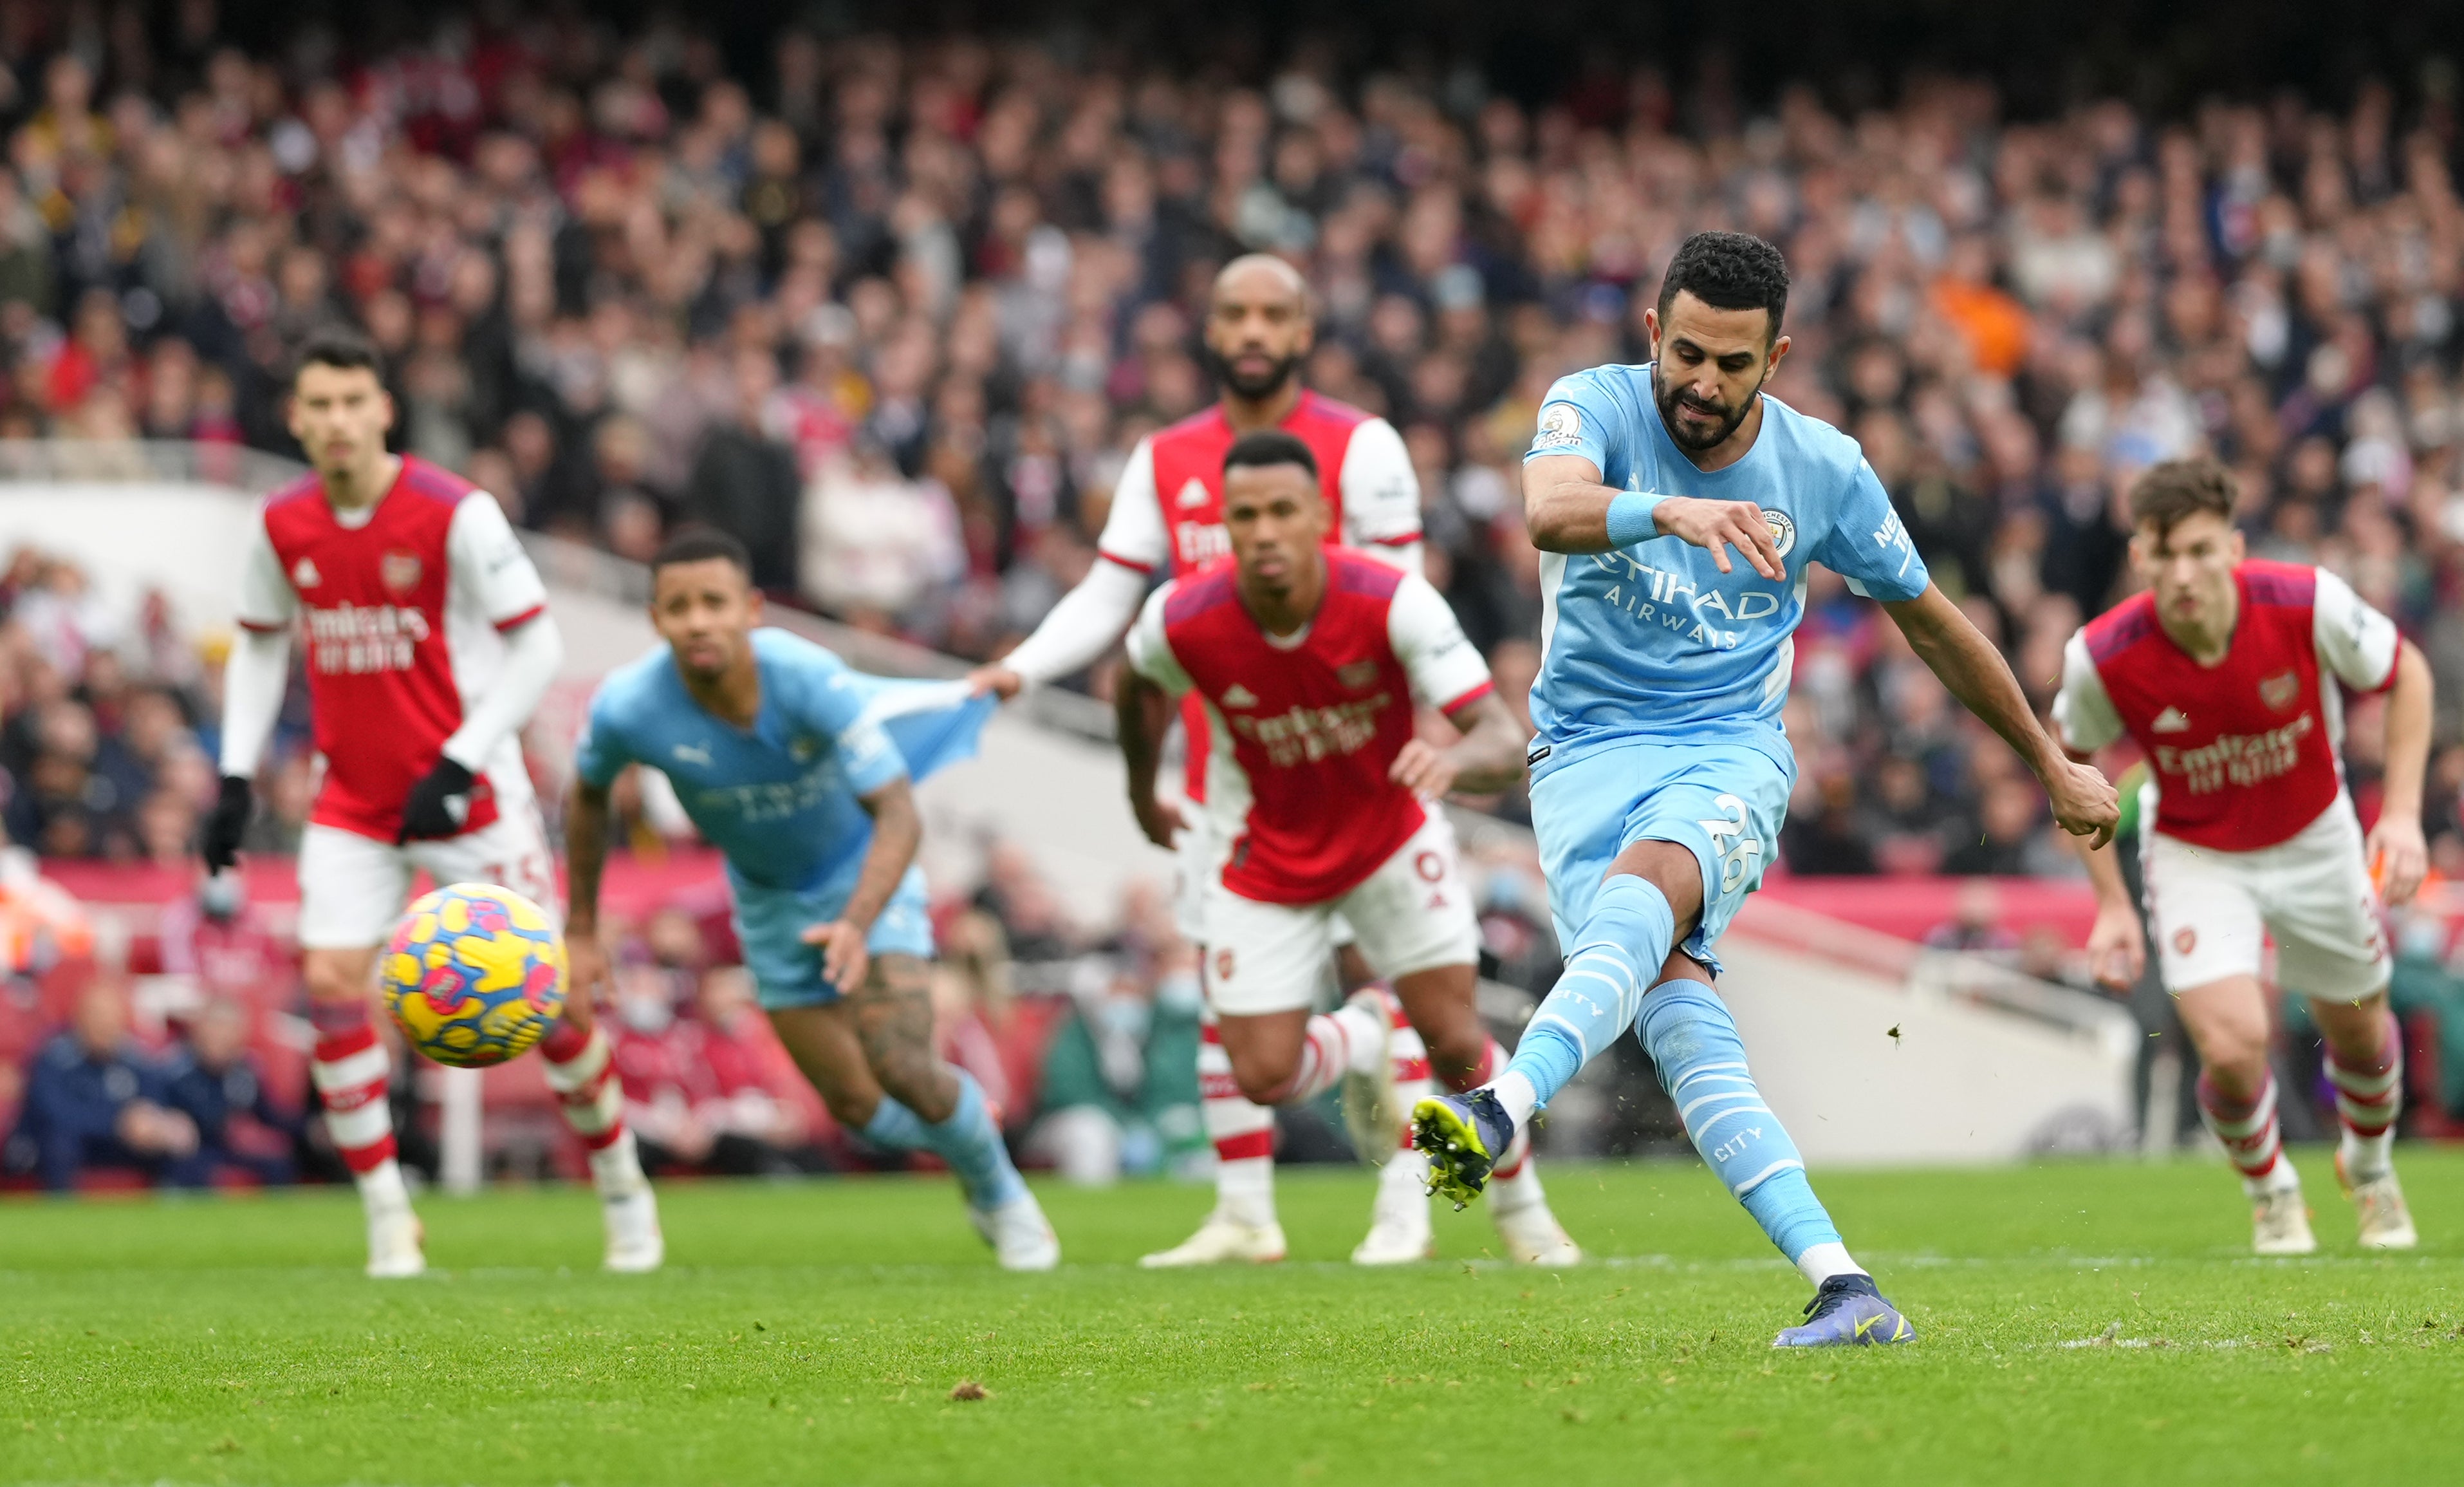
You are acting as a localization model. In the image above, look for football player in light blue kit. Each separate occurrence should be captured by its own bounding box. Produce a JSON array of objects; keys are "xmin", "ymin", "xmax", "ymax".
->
[
  {"xmin": 563, "ymin": 530, "xmax": 1058, "ymax": 1269},
  {"xmin": 1413, "ymin": 233, "xmax": 2118, "ymax": 1344}
]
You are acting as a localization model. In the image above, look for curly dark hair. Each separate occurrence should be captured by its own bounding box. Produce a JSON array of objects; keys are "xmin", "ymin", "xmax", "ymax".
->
[{"xmin": 1656, "ymin": 230, "xmax": 1791, "ymax": 342}]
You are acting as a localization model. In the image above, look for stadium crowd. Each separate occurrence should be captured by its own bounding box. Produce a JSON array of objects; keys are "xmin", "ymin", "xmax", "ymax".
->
[
  {"xmin": 12, "ymin": 11, "xmax": 2464, "ymax": 1181},
  {"xmin": 3, "ymin": 15, "xmax": 2464, "ymax": 871}
]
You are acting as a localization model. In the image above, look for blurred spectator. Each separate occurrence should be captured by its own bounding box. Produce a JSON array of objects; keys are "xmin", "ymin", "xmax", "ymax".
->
[
  {"xmin": 160, "ymin": 998, "xmax": 299, "ymax": 1186},
  {"xmin": 4, "ymin": 981, "xmax": 194, "ymax": 1190},
  {"xmin": 1924, "ymin": 880, "xmax": 2021, "ymax": 955},
  {"xmin": 1026, "ymin": 946, "xmax": 1204, "ymax": 1185},
  {"xmin": 156, "ymin": 871, "xmax": 299, "ymax": 1008}
]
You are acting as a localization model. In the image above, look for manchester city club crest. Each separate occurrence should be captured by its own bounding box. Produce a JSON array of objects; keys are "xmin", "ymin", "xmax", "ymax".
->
[{"xmin": 1764, "ymin": 509, "xmax": 1797, "ymax": 557}]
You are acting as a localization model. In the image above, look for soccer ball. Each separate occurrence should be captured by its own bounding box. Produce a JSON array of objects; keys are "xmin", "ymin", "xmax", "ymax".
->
[{"xmin": 378, "ymin": 882, "xmax": 568, "ymax": 1067}]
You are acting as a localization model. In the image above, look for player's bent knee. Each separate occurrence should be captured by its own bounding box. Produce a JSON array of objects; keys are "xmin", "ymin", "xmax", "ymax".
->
[{"xmin": 1600, "ymin": 842, "xmax": 1707, "ymax": 930}]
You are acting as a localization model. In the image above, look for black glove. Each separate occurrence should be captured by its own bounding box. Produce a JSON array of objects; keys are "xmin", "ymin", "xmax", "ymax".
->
[
  {"xmin": 202, "ymin": 775, "xmax": 253, "ymax": 873},
  {"xmin": 397, "ymin": 757, "xmax": 477, "ymax": 843}
]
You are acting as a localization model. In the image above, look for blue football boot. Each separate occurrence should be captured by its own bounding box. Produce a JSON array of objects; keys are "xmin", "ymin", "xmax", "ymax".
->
[
  {"xmin": 1411, "ymin": 1089, "xmax": 1516, "ymax": 1208},
  {"xmin": 1773, "ymin": 1273, "xmax": 1915, "ymax": 1347}
]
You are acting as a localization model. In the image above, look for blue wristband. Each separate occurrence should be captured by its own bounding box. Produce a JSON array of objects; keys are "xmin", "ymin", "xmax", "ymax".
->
[{"xmin": 1604, "ymin": 489, "xmax": 1666, "ymax": 548}]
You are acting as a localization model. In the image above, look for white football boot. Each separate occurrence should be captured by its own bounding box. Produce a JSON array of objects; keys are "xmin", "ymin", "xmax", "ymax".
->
[
  {"xmin": 972, "ymin": 1190, "xmax": 1061, "ymax": 1271},
  {"xmin": 602, "ymin": 1187, "xmax": 665, "ymax": 1273},
  {"xmin": 593, "ymin": 1133, "xmax": 665, "ymax": 1273},
  {"xmin": 1492, "ymin": 1199, "xmax": 1584, "ymax": 1266},
  {"xmin": 1140, "ymin": 1211, "xmax": 1287, "ymax": 1267},
  {"xmin": 2337, "ymin": 1153, "xmax": 2419, "ymax": 1251},
  {"xmin": 2249, "ymin": 1182, "xmax": 2319, "ymax": 1256},
  {"xmin": 365, "ymin": 1204, "xmax": 427, "ymax": 1278},
  {"xmin": 1353, "ymin": 1153, "xmax": 1435, "ymax": 1265}
]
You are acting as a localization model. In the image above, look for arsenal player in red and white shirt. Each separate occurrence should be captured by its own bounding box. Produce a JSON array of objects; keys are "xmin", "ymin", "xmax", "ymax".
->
[
  {"xmin": 202, "ymin": 331, "xmax": 660, "ymax": 1278},
  {"xmin": 2055, "ymin": 458, "xmax": 2430, "ymax": 1256},
  {"xmin": 1115, "ymin": 430, "xmax": 1580, "ymax": 1268},
  {"xmin": 969, "ymin": 253, "xmax": 1423, "ymax": 928}
]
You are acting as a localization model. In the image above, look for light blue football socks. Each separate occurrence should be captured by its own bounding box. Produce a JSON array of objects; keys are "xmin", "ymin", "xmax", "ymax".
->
[
  {"xmin": 862, "ymin": 1070, "xmax": 1029, "ymax": 1210},
  {"xmin": 1498, "ymin": 874, "xmax": 1676, "ymax": 1118},
  {"xmin": 1636, "ymin": 975, "xmax": 1858, "ymax": 1282}
]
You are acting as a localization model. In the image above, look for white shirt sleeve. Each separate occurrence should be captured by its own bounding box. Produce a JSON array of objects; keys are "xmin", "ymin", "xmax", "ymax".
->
[
  {"xmin": 1337, "ymin": 418, "xmax": 1425, "ymax": 574},
  {"xmin": 1387, "ymin": 573, "xmax": 1493, "ymax": 711},
  {"xmin": 217, "ymin": 626, "xmax": 291, "ymax": 778},
  {"xmin": 448, "ymin": 492, "xmax": 550, "ymax": 628},
  {"xmin": 1122, "ymin": 583, "xmax": 1192, "ymax": 697},
  {"xmin": 995, "ymin": 557, "xmax": 1150, "ymax": 686},
  {"xmin": 235, "ymin": 514, "xmax": 296, "ymax": 630},
  {"xmin": 2051, "ymin": 631, "xmax": 2125, "ymax": 753},
  {"xmin": 2311, "ymin": 566, "xmax": 2401, "ymax": 691},
  {"xmin": 1092, "ymin": 436, "xmax": 1167, "ymax": 573}
]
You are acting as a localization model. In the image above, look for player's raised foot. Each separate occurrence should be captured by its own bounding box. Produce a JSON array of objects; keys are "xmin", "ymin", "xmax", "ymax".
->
[
  {"xmin": 2250, "ymin": 1184, "xmax": 2319, "ymax": 1256},
  {"xmin": 1411, "ymin": 1089, "xmax": 1514, "ymax": 1206},
  {"xmin": 2335, "ymin": 1153, "xmax": 2418, "ymax": 1250},
  {"xmin": 1140, "ymin": 1211, "xmax": 1287, "ymax": 1267},
  {"xmin": 365, "ymin": 1206, "xmax": 426, "ymax": 1279},
  {"xmin": 1773, "ymin": 1274, "xmax": 1914, "ymax": 1348},
  {"xmin": 1339, "ymin": 989, "xmax": 1399, "ymax": 1164},
  {"xmin": 1492, "ymin": 1201, "xmax": 1582, "ymax": 1266},
  {"xmin": 970, "ymin": 1191, "xmax": 1061, "ymax": 1272},
  {"xmin": 602, "ymin": 1186, "xmax": 665, "ymax": 1273}
]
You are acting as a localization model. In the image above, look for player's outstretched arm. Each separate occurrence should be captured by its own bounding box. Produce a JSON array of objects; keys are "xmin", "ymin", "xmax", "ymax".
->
[
  {"xmin": 563, "ymin": 777, "xmax": 616, "ymax": 1003},
  {"xmin": 1880, "ymin": 583, "xmax": 2118, "ymax": 847},
  {"xmin": 2369, "ymin": 639, "xmax": 2435, "ymax": 905},
  {"xmin": 1391, "ymin": 692, "xmax": 1528, "ymax": 800},
  {"xmin": 1112, "ymin": 666, "xmax": 1187, "ymax": 850},
  {"xmin": 800, "ymin": 777, "xmax": 922, "ymax": 994},
  {"xmin": 1523, "ymin": 453, "xmax": 1783, "ymax": 578}
]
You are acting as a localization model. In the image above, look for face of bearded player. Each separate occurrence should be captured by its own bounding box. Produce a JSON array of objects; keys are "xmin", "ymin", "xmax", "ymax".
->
[
  {"xmin": 1203, "ymin": 259, "xmax": 1314, "ymax": 402},
  {"xmin": 1645, "ymin": 289, "xmax": 1789, "ymax": 457}
]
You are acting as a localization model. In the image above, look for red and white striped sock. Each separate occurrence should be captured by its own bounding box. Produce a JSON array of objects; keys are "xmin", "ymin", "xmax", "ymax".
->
[
  {"xmin": 2326, "ymin": 1016, "xmax": 2403, "ymax": 1183},
  {"xmin": 2198, "ymin": 1071, "xmax": 2297, "ymax": 1195},
  {"xmin": 1200, "ymin": 1015, "xmax": 1276, "ymax": 1228},
  {"xmin": 310, "ymin": 1002, "xmax": 407, "ymax": 1213},
  {"xmin": 1439, "ymin": 1034, "xmax": 1544, "ymax": 1210},
  {"xmin": 541, "ymin": 1020, "xmax": 647, "ymax": 1197}
]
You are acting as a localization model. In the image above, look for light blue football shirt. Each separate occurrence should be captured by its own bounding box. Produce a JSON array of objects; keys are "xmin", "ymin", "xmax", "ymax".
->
[
  {"xmin": 1523, "ymin": 362, "xmax": 1930, "ymax": 778},
  {"xmin": 575, "ymin": 628, "xmax": 991, "ymax": 898}
]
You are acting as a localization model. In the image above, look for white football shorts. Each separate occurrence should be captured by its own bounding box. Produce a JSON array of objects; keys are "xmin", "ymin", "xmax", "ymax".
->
[
  {"xmin": 1201, "ymin": 811, "xmax": 1478, "ymax": 1016},
  {"xmin": 297, "ymin": 796, "xmax": 559, "ymax": 949},
  {"xmin": 2142, "ymin": 793, "xmax": 2389, "ymax": 1002}
]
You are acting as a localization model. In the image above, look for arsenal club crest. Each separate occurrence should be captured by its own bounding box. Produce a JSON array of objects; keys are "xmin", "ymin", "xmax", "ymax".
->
[
  {"xmin": 1337, "ymin": 660, "xmax": 1379, "ymax": 690},
  {"xmin": 2259, "ymin": 670, "xmax": 2299, "ymax": 711},
  {"xmin": 380, "ymin": 549, "xmax": 424, "ymax": 595}
]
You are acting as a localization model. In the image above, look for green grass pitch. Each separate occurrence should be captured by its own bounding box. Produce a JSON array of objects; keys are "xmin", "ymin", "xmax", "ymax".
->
[{"xmin": 5, "ymin": 1148, "xmax": 2460, "ymax": 1486}]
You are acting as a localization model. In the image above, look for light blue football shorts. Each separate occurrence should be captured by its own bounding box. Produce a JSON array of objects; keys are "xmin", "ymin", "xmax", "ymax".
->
[
  {"xmin": 1528, "ymin": 739, "xmax": 1793, "ymax": 976},
  {"xmin": 730, "ymin": 863, "xmax": 937, "ymax": 1009}
]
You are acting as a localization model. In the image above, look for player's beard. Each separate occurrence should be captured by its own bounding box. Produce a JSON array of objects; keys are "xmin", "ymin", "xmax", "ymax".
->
[
  {"xmin": 1653, "ymin": 365, "xmax": 1757, "ymax": 453},
  {"xmin": 1205, "ymin": 343, "xmax": 1304, "ymax": 402}
]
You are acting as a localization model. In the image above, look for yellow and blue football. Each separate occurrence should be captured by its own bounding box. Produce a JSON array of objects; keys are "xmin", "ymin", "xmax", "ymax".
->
[{"xmin": 378, "ymin": 882, "xmax": 568, "ymax": 1068}]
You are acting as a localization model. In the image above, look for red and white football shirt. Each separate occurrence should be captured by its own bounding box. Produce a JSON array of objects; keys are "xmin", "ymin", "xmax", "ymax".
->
[
  {"xmin": 1095, "ymin": 391, "xmax": 1422, "ymax": 803},
  {"xmin": 2053, "ymin": 561, "xmax": 2399, "ymax": 852},
  {"xmin": 236, "ymin": 456, "xmax": 548, "ymax": 843},
  {"xmin": 1125, "ymin": 548, "xmax": 1493, "ymax": 905}
]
